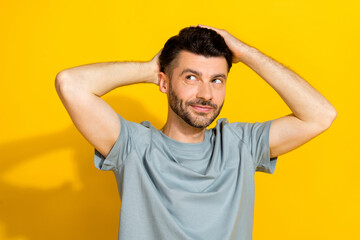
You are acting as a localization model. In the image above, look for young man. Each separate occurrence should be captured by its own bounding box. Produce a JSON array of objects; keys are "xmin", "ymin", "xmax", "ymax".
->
[{"xmin": 55, "ymin": 24, "xmax": 336, "ymax": 240}]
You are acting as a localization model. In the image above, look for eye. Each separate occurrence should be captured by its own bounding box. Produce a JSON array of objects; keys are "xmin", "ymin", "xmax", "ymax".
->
[
  {"xmin": 186, "ymin": 75, "xmax": 197, "ymax": 81},
  {"xmin": 213, "ymin": 78, "xmax": 223, "ymax": 84}
]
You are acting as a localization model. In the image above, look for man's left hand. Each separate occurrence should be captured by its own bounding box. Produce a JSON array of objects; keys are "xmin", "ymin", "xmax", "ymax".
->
[{"xmin": 194, "ymin": 24, "xmax": 251, "ymax": 64}]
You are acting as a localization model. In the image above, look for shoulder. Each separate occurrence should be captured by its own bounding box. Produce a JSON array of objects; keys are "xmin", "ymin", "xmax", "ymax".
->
[
  {"xmin": 213, "ymin": 118, "xmax": 274, "ymax": 144},
  {"xmin": 214, "ymin": 117, "xmax": 250, "ymax": 133},
  {"xmin": 117, "ymin": 114, "xmax": 151, "ymax": 129},
  {"xmin": 117, "ymin": 114, "xmax": 153, "ymax": 141},
  {"xmin": 212, "ymin": 118, "xmax": 246, "ymax": 141}
]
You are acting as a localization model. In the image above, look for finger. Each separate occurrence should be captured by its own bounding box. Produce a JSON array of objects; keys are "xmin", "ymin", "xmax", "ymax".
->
[
  {"xmin": 198, "ymin": 24, "xmax": 223, "ymax": 34},
  {"xmin": 198, "ymin": 24, "xmax": 216, "ymax": 30}
]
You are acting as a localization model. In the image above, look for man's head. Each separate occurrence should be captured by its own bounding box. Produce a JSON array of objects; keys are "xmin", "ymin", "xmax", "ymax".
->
[
  {"xmin": 159, "ymin": 26, "xmax": 233, "ymax": 79},
  {"xmin": 158, "ymin": 26, "xmax": 233, "ymax": 129}
]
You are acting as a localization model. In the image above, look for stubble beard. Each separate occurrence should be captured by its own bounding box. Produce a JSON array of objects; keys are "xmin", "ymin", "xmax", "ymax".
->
[{"xmin": 168, "ymin": 82, "xmax": 224, "ymax": 129}]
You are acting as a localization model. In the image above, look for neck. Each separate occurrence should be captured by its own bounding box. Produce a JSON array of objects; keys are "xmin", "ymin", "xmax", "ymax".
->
[{"xmin": 161, "ymin": 111, "xmax": 206, "ymax": 143}]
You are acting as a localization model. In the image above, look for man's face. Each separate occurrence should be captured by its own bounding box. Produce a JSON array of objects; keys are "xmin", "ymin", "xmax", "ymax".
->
[{"xmin": 166, "ymin": 50, "xmax": 228, "ymax": 128}]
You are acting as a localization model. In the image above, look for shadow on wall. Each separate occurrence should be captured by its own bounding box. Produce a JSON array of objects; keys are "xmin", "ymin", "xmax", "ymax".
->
[{"xmin": 0, "ymin": 95, "xmax": 163, "ymax": 240}]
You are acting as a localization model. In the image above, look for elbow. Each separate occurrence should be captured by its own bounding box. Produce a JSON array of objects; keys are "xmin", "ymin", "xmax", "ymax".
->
[
  {"xmin": 327, "ymin": 105, "xmax": 337, "ymax": 127},
  {"xmin": 55, "ymin": 70, "xmax": 67, "ymax": 92},
  {"xmin": 55, "ymin": 70, "xmax": 76, "ymax": 97},
  {"xmin": 55, "ymin": 72, "xmax": 63, "ymax": 97},
  {"xmin": 319, "ymin": 106, "xmax": 337, "ymax": 130}
]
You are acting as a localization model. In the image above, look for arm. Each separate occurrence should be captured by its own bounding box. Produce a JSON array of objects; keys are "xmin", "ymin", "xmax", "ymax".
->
[
  {"xmin": 197, "ymin": 24, "xmax": 337, "ymax": 158},
  {"xmin": 55, "ymin": 50, "xmax": 161, "ymax": 157}
]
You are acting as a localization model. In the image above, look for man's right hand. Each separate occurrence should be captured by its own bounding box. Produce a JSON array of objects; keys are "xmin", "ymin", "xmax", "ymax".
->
[{"xmin": 148, "ymin": 48, "xmax": 162, "ymax": 86}]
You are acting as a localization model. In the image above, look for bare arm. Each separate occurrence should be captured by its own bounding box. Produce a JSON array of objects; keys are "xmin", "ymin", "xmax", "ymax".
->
[
  {"xmin": 239, "ymin": 47, "xmax": 336, "ymax": 157},
  {"xmin": 197, "ymin": 24, "xmax": 337, "ymax": 158},
  {"xmin": 55, "ymin": 50, "xmax": 161, "ymax": 157}
]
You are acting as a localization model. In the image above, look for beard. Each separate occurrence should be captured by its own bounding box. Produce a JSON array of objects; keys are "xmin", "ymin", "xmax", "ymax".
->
[{"xmin": 168, "ymin": 82, "xmax": 224, "ymax": 129}]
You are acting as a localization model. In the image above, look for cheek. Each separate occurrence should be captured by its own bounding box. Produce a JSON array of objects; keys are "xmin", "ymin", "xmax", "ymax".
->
[
  {"xmin": 179, "ymin": 86, "xmax": 198, "ymax": 100},
  {"xmin": 214, "ymin": 89, "xmax": 226, "ymax": 101}
]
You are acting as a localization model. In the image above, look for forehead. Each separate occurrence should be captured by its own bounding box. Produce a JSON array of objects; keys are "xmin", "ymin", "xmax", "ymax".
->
[{"xmin": 173, "ymin": 50, "xmax": 228, "ymax": 77}]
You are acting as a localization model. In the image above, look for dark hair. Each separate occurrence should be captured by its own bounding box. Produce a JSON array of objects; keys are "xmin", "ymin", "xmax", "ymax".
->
[{"xmin": 159, "ymin": 26, "xmax": 233, "ymax": 79}]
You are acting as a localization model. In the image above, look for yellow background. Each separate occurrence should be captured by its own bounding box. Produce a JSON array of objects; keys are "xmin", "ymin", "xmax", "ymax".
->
[{"xmin": 1, "ymin": 0, "xmax": 359, "ymax": 239}]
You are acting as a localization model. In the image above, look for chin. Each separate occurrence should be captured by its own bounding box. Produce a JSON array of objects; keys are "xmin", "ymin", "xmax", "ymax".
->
[{"xmin": 186, "ymin": 115, "xmax": 215, "ymax": 129}]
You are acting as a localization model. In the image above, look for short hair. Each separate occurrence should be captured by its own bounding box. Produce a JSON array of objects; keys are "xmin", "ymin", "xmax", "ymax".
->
[{"xmin": 159, "ymin": 26, "xmax": 233, "ymax": 79}]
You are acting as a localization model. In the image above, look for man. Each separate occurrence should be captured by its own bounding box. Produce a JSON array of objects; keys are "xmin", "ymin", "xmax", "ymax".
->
[{"xmin": 55, "ymin": 24, "xmax": 336, "ymax": 239}]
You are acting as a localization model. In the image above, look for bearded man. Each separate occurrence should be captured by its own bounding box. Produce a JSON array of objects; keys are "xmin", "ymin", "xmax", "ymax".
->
[{"xmin": 55, "ymin": 24, "xmax": 336, "ymax": 240}]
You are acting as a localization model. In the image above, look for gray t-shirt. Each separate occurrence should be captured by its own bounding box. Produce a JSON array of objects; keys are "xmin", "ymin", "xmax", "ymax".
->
[{"xmin": 94, "ymin": 113, "xmax": 277, "ymax": 240}]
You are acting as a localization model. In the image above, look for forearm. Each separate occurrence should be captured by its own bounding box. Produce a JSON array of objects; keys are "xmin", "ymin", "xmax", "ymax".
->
[
  {"xmin": 56, "ymin": 60, "xmax": 157, "ymax": 97},
  {"xmin": 240, "ymin": 46, "xmax": 337, "ymax": 126}
]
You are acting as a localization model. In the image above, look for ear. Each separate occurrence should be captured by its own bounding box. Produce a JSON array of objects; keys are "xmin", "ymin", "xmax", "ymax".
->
[{"xmin": 158, "ymin": 72, "xmax": 169, "ymax": 94}]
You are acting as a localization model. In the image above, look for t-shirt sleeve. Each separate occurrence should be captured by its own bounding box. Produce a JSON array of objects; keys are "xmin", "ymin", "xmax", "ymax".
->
[
  {"xmin": 94, "ymin": 113, "xmax": 132, "ymax": 172},
  {"xmin": 231, "ymin": 119, "xmax": 278, "ymax": 174}
]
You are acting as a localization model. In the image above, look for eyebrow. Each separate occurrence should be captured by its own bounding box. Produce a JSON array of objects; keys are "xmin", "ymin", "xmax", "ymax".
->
[{"xmin": 180, "ymin": 68, "xmax": 227, "ymax": 79}]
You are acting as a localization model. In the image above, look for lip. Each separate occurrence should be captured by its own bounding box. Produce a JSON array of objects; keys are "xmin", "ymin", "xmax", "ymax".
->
[{"xmin": 190, "ymin": 105, "xmax": 213, "ymax": 113}]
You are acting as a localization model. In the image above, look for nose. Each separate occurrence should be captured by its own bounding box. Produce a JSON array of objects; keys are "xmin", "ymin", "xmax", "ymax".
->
[{"xmin": 196, "ymin": 82, "xmax": 213, "ymax": 101}]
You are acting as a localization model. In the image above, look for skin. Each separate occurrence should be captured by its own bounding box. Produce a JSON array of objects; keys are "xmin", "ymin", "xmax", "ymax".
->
[
  {"xmin": 158, "ymin": 50, "xmax": 228, "ymax": 143},
  {"xmin": 55, "ymin": 24, "xmax": 337, "ymax": 159},
  {"xmin": 194, "ymin": 24, "xmax": 337, "ymax": 158}
]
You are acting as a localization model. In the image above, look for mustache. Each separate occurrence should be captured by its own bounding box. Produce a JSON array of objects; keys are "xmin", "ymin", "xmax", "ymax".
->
[{"xmin": 186, "ymin": 99, "xmax": 218, "ymax": 109}]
